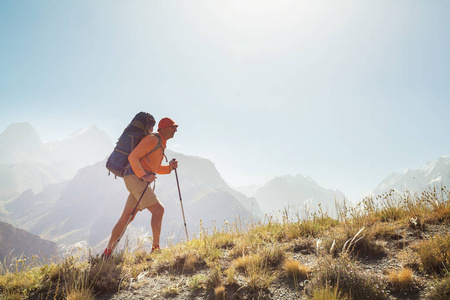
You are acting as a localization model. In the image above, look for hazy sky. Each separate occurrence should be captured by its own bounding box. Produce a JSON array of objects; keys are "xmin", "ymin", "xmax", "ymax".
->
[{"xmin": 1, "ymin": 1, "xmax": 449, "ymax": 202}]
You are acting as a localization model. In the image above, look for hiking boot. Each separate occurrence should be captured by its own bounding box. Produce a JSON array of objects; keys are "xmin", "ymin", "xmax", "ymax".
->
[
  {"xmin": 101, "ymin": 248, "xmax": 112, "ymax": 259},
  {"xmin": 151, "ymin": 244, "xmax": 160, "ymax": 253}
]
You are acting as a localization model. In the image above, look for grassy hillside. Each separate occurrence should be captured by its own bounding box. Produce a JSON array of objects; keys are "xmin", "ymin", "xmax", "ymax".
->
[{"xmin": 1, "ymin": 187, "xmax": 449, "ymax": 300}]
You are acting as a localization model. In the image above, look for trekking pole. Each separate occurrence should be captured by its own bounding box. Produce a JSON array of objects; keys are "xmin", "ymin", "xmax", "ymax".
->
[
  {"xmin": 110, "ymin": 181, "xmax": 149, "ymax": 255},
  {"xmin": 172, "ymin": 158, "xmax": 189, "ymax": 241}
]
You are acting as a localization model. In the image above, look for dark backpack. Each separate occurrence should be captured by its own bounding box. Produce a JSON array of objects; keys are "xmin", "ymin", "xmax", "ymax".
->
[{"xmin": 106, "ymin": 112, "xmax": 156, "ymax": 178}]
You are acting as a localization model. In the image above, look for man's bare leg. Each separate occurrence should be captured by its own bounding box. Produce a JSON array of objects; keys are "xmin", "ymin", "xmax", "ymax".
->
[
  {"xmin": 106, "ymin": 205, "xmax": 138, "ymax": 253},
  {"xmin": 147, "ymin": 202, "xmax": 165, "ymax": 248}
]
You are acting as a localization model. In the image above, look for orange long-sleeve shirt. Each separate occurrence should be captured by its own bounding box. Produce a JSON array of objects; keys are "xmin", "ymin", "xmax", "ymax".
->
[{"xmin": 128, "ymin": 133, "xmax": 170, "ymax": 178}]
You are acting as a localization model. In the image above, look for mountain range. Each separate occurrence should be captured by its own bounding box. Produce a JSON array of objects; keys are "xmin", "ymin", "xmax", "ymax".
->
[
  {"xmin": 373, "ymin": 155, "xmax": 450, "ymax": 196},
  {"xmin": 3, "ymin": 147, "xmax": 260, "ymax": 252},
  {"xmin": 1, "ymin": 122, "xmax": 448, "ymax": 255},
  {"xmin": 235, "ymin": 175, "xmax": 345, "ymax": 219},
  {"xmin": 0, "ymin": 122, "xmax": 112, "ymax": 202},
  {"xmin": 252, "ymin": 174, "xmax": 345, "ymax": 218},
  {"xmin": 237, "ymin": 156, "xmax": 450, "ymax": 215}
]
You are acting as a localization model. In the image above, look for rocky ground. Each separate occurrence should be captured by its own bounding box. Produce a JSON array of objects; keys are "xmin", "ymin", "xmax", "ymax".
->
[{"xmin": 90, "ymin": 223, "xmax": 449, "ymax": 300}]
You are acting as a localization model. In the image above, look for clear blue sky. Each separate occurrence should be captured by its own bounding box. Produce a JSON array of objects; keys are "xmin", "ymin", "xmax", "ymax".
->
[{"xmin": 1, "ymin": 0, "xmax": 449, "ymax": 202}]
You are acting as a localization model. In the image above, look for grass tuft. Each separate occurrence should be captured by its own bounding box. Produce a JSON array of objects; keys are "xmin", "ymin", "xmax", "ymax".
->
[
  {"xmin": 66, "ymin": 288, "xmax": 95, "ymax": 300},
  {"xmin": 416, "ymin": 233, "xmax": 450, "ymax": 275},
  {"xmin": 207, "ymin": 266, "xmax": 222, "ymax": 289},
  {"xmin": 224, "ymin": 267, "xmax": 236, "ymax": 285},
  {"xmin": 387, "ymin": 268, "xmax": 414, "ymax": 290},
  {"xmin": 187, "ymin": 273, "xmax": 207, "ymax": 291},
  {"xmin": 88, "ymin": 256, "xmax": 123, "ymax": 293},
  {"xmin": 307, "ymin": 255, "xmax": 388, "ymax": 300},
  {"xmin": 282, "ymin": 258, "xmax": 310, "ymax": 280},
  {"xmin": 214, "ymin": 285, "xmax": 226, "ymax": 299},
  {"xmin": 310, "ymin": 284, "xmax": 349, "ymax": 300}
]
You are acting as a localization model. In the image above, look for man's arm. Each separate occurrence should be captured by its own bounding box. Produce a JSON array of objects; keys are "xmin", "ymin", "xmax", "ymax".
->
[
  {"xmin": 156, "ymin": 158, "xmax": 178, "ymax": 175},
  {"xmin": 128, "ymin": 135, "xmax": 158, "ymax": 179}
]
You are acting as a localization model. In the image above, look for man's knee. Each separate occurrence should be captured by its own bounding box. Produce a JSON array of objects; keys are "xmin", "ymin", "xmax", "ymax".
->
[
  {"xmin": 156, "ymin": 203, "xmax": 165, "ymax": 216},
  {"xmin": 121, "ymin": 206, "xmax": 137, "ymax": 223},
  {"xmin": 149, "ymin": 202, "xmax": 164, "ymax": 216}
]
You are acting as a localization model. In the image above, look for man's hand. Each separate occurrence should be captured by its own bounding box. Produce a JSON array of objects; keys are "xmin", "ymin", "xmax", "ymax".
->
[
  {"xmin": 170, "ymin": 159, "xmax": 178, "ymax": 171},
  {"xmin": 141, "ymin": 173, "xmax": 156, "ymax": 183}
]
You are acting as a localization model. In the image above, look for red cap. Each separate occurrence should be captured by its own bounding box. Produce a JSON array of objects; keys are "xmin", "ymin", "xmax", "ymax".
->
[{"xmin": 158, "ymin": 117, "xmax": 178, "ymax": 131}]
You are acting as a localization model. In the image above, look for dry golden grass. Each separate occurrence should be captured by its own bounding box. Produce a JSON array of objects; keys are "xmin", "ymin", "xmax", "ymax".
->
[
  {"xmin": 367, "ymin": 222, "xmax": 403, "ymax": 240},
  {"xmin": 88, "ymin": 257, "xmax": 123, "ymax": 292},
  {"xmin": 151, "ymin": 245, "xmax": 205, "ymax": 275},
  {"xmin": 229, "ymin": 237, "xmax": 250, "ymax": 258},
  {"xmin": 233, "ymin": 254, "xmax": 259, "ymax": 273},
  {"xmin": 397, "ymin": 249, "xmax": 421, "ymax": 271},
  {"xmin": 232, "ymin": 252, "xmax": 279, "ymax": 290},
  {"xmin": 415, "ymin": 233, "xmax": 450, "ymax": 275},
  {"xmin": 307, "ymin": 255, "xmax": 388, "ymax": 300},
  {"xmin": 290, "ymin": 237, "xmax": 315, "ymax": 253},
  {"xmin": 259, "ymin": 244, "xmax": 287, "ymax": 268},
  {"xmin": 386, "ymin": 268, "xmax": 414, "ymax": 290},
  {"xmin": 211, "ymin": 232, "xmax": 236, "ymax": 249},
  {"xmin": 1, "ymin": 187, "xmax": 449, "ymax": 299},
  {"xmin": 224, "ymin": 267, "xmax": 236, "ymax": 285},
  {"xmin": 282, "ymin": 258, "xmax": 310, "ymax": 279},
  {"xmin": 344, "ymin": 187, "xmax": 450, "ymax": 228},
  {"xmin": 310, "ymin": 284, "xmax": 349, "ymax": 300},
  {"xmin": 325, "ymin": 226, "xmax": 387, "ymax": 258},
  {"xmin": 419, "ymin": 187, "xmax": 450, "ymax": 224},
  {"xmin": 207, "ymin": 266, "xmax": 222, "ymax": 289},
  {"xmin": 214, "ymin": 285, "xmax": 226, "ymax": 299},
  {"xmin": 0, "ymin": 290, "xmax": 23, "ymax": 300},
  {"xmin": 232, "ymin": 244, "xmax": 285, "ymax": 272},
  {"xmin": 285, "ymin": 219, "xmax": 334, "ymax": 240},
  {"xmin": 246, "ymin": 266, "xmax": 278, "ymax": 291},
  {"xmin": 66, "ymin": 288, "xmax": 95, "ymax": 300},
  {"xmin": 0, "ymin": 269, "xmax": 43, "ymax": 295}
]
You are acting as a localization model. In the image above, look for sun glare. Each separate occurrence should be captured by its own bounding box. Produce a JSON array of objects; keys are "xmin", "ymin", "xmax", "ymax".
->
[
  {"xmin": 204, "ymin": 1, "xmax": 330, "ymax": 39},
  {"xmin": 228, "ymin": 0, "xmax": 293, "ymax": 15}
]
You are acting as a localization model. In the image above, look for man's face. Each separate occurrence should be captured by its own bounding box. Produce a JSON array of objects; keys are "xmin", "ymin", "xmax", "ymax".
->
[{"xmin": 167, "ymin": 125, "xmax": 177, "ymax": 139}]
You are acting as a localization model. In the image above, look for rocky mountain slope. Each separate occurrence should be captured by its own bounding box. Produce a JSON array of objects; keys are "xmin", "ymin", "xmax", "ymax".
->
[
  {"xmin": 252, "ymin": 174, "xmax": 345, "ymax": 217},
  {"xmin": 0, "ymin": 222, "xmax": 57, "ymax": 262}
]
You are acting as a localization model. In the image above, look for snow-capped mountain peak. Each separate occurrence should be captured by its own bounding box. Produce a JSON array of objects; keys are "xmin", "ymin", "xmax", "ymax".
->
[{"xmin": 373, "ymin": 156, "xmax": 450, "ymax": 196}]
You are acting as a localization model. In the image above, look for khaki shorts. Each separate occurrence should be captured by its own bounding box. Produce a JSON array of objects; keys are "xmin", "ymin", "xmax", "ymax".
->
[{"xmin": 124, "ymin": 175, "xmax": 160, "ymax": 211}]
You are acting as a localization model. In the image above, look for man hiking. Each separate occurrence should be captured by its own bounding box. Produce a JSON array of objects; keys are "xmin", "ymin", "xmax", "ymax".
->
[{"xmin": 102, "ymin": 117, "xmax": 179, "ymax": 258}]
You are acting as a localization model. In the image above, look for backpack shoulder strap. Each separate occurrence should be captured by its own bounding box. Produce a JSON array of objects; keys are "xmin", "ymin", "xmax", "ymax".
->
[{"xmin": 143, "ymin": 133, "xmax": 167, "ymax": 162}]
